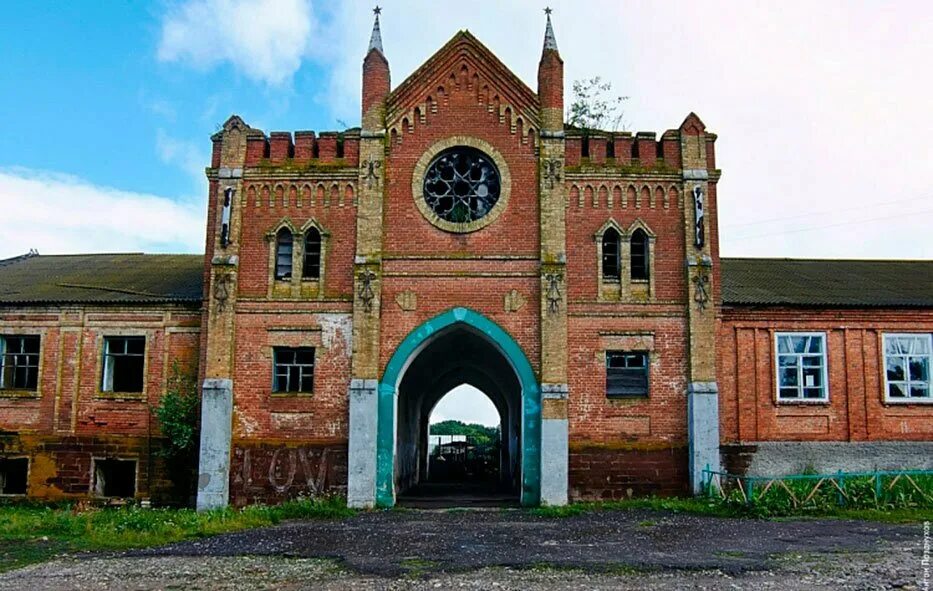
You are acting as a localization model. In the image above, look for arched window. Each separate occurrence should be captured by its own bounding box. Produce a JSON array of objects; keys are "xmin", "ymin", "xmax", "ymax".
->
[
  {"xmin": 631, "ymin": 229, "xmax": 649, "ymax": 281},
  {"xmin": 303, "ymin": 227, "xmax": 321, "ymax": 279},
  {"xmin": 601, "ymin": 228, "xmax": 621, "ymax": 282},
  {"xmin": 275, "ymin": 229, "xmax": 293, "ymax": 280}
]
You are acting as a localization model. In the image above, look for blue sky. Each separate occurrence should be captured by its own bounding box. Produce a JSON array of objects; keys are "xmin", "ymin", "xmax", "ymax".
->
[{"xmin": 1, "ymin": 0, "xmax": 931, "ymax": 263}]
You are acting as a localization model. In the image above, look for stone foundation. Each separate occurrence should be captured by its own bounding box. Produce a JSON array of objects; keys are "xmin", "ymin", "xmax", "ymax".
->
[
  {"xmin": 568, "ymin": 443, "xmax": 689, "ymax": 499},
  {"xmin": 722, "ymin": 441, "xmax": 933, "ymax": 476}
]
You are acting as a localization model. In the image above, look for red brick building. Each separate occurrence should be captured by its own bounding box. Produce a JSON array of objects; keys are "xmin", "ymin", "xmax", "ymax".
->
[{"xmin": 1, "ymin": 14, "xmax": 930, "ymax": 507}]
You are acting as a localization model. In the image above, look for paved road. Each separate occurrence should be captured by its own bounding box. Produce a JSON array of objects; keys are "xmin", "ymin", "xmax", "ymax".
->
[{"xmin": 0, "ymin": 509, "xmax": 928, "ymax": 590}]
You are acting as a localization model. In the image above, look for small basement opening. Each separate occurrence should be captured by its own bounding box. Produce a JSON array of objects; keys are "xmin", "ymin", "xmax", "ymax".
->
[
  {"xmin": 0, "ymin": 457, "xmax": 28, "ymax": 495},
  {"xmin": 93, "ymin": 458, "xmax": 137, "ymax": 498}
]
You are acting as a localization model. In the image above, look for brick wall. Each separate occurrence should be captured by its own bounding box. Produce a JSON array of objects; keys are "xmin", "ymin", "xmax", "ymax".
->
[
  {"xmin": 0, "ymin": 305, "xmax": 200, "ymax": 502},
  {"xmin": 719, "ymin": 307, "xmax": 933, "ymax": 443}
]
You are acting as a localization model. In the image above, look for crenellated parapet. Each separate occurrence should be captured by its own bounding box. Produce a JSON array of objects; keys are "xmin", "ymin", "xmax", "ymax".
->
[
  {"xmin": 564, "ymin": 128, "xmax": 717, "ymax": 172},
  {"xmin": 209, "ymin": 129, "xmax": 362, "ymax": 169}
]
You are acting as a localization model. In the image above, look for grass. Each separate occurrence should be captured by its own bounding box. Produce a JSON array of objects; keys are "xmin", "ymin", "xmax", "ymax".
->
[
  {"xmin": 0, "ymin": 496, "xmax": 354, "ymax": 573},
  {"xmin": 528, "ymin": 496, "xmax": 933, "ymax": 523}
]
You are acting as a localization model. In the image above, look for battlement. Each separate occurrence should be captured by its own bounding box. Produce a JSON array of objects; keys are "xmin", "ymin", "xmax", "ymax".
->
[
  {"xmin": 564, "ymin": 128, "xmax": 716, "ymax": 171},
  {"xmin": 211, "ymin": 128, "xmax": 361, "ymax": 168}
]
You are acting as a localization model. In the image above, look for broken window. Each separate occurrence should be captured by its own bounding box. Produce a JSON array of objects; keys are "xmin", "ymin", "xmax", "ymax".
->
[
  {"xmin": 630, "ymin": 229, "xmax": 649, "ymax": 281},
  {"xmin": 275, "ymin": 229, "xmax": 293, "ymax": 279},
  {"xmin": 883, "ymin": 333, "xmax": 931, "ymax": 401},
  {"xmin": 607, "ymin": 351, "xmax": 649, "ymax": 397},
  {"xmin": 776, "ymin": 333, "xmax": 827, "ymax": 401},
  {"xmin": 273, "ymin": 347, "xmax": 315, "ymax": 393},
  {"xmin": 93, "ymin": 458, "xmax": 137, "ymax": 497},
  {"xmin": 303, "ymin": 227, "xmax": 322, "ymax": 279},
  {"xmin": 0, "ymin": 335, "xmax": 40, "ymax": 390},
  {"xmin": 601, "ymin": 228, "xmax": 621, "ymax": 282},
  {"xmin": 101, "ymin": 337, "xmax": 145, "ymax": 393},
  {"xmin": 0, "ymin": 458, "xmax": 28, "ymax": 495}
]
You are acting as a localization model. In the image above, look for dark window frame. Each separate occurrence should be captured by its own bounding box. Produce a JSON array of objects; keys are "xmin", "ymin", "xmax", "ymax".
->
[
  {"xmin": 272, "ymin": 347, "xmax": 315, "ymax": 394},
  {"xmin": 303, "ymin": 227, "xmax": 322, "ymax": 280},
  {"xmin": 0, "ymin": 457, "xmax": 28, "ymax": 495},
  {"xmin": 630, "ymin": 229, "xmax": 649, "ymax": 281},
  {"xmin": 606, "ymin": 350, "xmax": 650, "ymax": 398},
  {"xmin": 101, "ymin": 336, "xmax": 146, "ymax": 394},
  {"xmin": 92, "ymin": 458, "xmax": 137, "ymax": 498},
  {"xmin": 0, "ymin": 335, "xmax": 40, "ymax": 391},
  {"xmin": 601, "ymin": 228, "xmax": 621, "ymax": 282},
  {"xmin": 275, "ymin": 229, "xmax": 294, "ymax": 280}
]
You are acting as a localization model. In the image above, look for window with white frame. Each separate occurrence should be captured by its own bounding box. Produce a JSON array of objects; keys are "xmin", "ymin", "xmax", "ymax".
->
[
  {"xmin": 775, "ymin": 333, "xmax": 828, "ymax": 401},
  {"xmin": 101, "ymin": 337, "xmax": 145, "ymax": 393},
  {"xmin": 0, "ymin": 335, "xmax": 40, "ymax": 391},
  {"xmin": 883, "ymin": 334, "xmax": 931, "ymax": 401}
]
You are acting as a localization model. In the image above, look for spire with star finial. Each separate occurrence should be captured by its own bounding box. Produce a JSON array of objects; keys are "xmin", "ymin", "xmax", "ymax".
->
[
  {"xmin": 362, "ymin": 5, "xmax": 390, "ymax": 131},
  {"xmin": 543, "ymin": 7, "xmax": 559, "ymax": 53},
  {"xmin": 538, "ymin": 7, "xmax": 563, "ymax": 132},
  {"xmin": 368, "ymin": 6, "xmax": 384, "ymax": 55}
]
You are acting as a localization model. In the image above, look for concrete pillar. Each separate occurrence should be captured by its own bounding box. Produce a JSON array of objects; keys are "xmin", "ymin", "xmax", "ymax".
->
[
  {"xmin": 688, "ymin": 381, "xmax": 720, "ymax": 494},
  {"xmin": 540, "ymin": 384, "xmax": 568, "ymax": 505},
  {"xmin": 347, "ymin": 379, "xmax": 378, "ymax": 508},
  {"xmin": 196, "ymin": 378, "xmax": 233, "ymax": 511}
]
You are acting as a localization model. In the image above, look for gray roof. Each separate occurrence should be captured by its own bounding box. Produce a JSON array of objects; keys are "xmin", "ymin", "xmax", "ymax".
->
[
  {"xmin": 0, "ymin": 253, "xmax": 203, "ymax": 305},
  {"xmin": 721, "ymin": 258, "xmax": 933, "ymax": 308},
  {"xmin": 1, "ymin": 253, "xmax": 931, "ymax": 309}
]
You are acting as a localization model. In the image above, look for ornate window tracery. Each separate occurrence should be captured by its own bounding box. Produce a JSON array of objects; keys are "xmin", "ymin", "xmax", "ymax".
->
[{"xmin": 423, "ymin": 147, "xmax": 501, "ymax": 223}]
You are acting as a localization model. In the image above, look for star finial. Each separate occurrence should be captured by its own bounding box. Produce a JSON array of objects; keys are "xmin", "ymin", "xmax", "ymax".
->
[
  {"xmin": 544, "ymin": 6, "xmax": 552, "ymax": 15},
  {"xmin": 374, "ymin": 6, "xmax": 382, "ymax": 16},
  {"xmin": 543, "ymin": 7, "xmax": 558, "ymax": 52},
  {"xmin": 368, "ymin": 6, "xmax": 384, "ymax": 54}
]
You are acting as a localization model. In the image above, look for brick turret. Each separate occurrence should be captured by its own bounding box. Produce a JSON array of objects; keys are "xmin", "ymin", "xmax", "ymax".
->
[
  {"xmin": 537, "ymin": 8, "xmax": 563, "ymax": 134},
  {"xmin": 362, "ymin": 7, "xmax": 390, "ymax": 133}
]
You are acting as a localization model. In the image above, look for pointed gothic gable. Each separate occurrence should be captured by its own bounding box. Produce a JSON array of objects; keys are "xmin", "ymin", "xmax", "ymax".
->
[{"xmin": 386, "ymin": 30, "xmax": 540, "ymax": 131}]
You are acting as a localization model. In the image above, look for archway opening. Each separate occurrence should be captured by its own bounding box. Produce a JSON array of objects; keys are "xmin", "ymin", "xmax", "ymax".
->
[
  {"xmin": 427, "ymin": 386, "xmax": 502, "ymax": 487},
  {"xmin": 394, "ymin": 325, "xmax": 522, "ymax": 506}
]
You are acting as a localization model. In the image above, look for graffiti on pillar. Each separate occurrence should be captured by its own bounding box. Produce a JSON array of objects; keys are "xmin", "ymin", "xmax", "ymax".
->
[{"xmin": 232, "ymin": 446, "xmax": 339, "ymax": 497}]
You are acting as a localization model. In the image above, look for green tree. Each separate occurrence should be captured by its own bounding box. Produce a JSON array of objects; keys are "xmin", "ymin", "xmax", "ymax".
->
[
  {"xmin": 430, "ymin": 420, "xmax": 500, "ymax": 447},
  {"xmin": 154, "ymin": 362, "xmax": 199, "ymax": 459},
  {"xmin": 566, "ymin": 77, "xmax": 629, "ymax": 133}
]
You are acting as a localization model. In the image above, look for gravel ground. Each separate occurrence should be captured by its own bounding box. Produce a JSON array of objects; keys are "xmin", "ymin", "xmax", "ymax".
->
[{"xmin": 0, "ymin": 509, "xmax": 928, "ymax": 590}]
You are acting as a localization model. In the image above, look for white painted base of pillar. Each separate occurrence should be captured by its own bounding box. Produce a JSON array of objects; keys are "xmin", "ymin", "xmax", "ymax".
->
[
  {"xmin": 196, "ymin": 378, "xmax": 233, "ymax": 512},
  {"xmin": 687, "ymin": 381, "xmax": 720, "ymax": 495},
  {"xmin": 347, "ymin": 378, "xmax": 378, "ymax": 508},
  {"xmin": 540, "ymin": 417, "xmax": 569, "ymax": 505}
]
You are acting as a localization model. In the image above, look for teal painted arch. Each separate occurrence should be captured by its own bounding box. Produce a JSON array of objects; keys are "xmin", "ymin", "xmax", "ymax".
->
[{"xmin": 376, "ymin": 307, "xmax": 541, "ymax": 507}]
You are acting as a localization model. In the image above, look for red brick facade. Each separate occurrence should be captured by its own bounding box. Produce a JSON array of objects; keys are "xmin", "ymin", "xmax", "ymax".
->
[{"xmin": 1, "ymin": 17, "xmax": 930, "ymax": 506}]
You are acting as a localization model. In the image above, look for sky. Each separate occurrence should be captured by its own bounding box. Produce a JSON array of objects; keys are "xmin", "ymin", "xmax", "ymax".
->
[{"xmin": 1, "ymin": 1, "xmax": 931, "ymax": 425}]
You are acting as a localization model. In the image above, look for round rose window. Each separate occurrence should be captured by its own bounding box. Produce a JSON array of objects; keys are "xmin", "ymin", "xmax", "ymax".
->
[{"xmin": 422, "ymin": 147, "xmax": 501, "ymax": 224}]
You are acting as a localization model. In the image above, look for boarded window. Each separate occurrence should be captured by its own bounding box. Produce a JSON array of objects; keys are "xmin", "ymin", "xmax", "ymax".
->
[
  {"xmin": 601, "ymin": 228, "xmax": 621, "ymax": 281},
  {"xmin": 0, "ymin": 335, "xmax": 40, "ymax": 390},
  {"xmin": 275, "ymin": 229, "xmax": 293, "ymax": 279},
  {"xmin": 630, "ymin": 229, "xmax": 649, "ymax": 281},
  {"xmin": 273, "ymin": 347, "xmax": 315, "ymax": 393},
  {"xmin": 303, "ymin": 228, "xmax": 322, "ymax": 279},
  {"xmin": 606, "ymin": 351, "xmax": 649, "ymax": 397},
  {"xmin": 93, "ymin": 459, "xmax": 137, "ymax": 498},
  {"xmin": 0, "ymin": 458, "xmax": 28, "ymax": 495},
  {"xmin": 101, "ymin": 337, "xmax": 145, "ymax": 393}
]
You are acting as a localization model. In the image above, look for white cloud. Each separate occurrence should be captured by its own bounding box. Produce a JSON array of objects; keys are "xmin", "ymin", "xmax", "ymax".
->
[
  {"xmin": 157, "ymin": 0, "xmax": 316, "ymax": 86},
  {"xmin": 321, "ymin": 1, "xmax": 933, "ymax": 259},
  {"xmin": 0, "ymin": 168, "xmax": 204, "ymax": 259},
  {"xmin": 156, "ymin": 129, "xmax": 210, "ymax": 188}
]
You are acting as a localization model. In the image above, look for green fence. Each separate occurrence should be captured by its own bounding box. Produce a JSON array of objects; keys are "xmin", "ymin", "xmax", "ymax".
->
[{"xmin": 703, "ymin": 467, "xmax": 933, "ymax": 511}]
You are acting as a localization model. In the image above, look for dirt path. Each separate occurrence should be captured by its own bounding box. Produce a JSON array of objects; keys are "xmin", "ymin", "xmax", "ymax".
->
[{"xmin": 0, "ymin": 509, "xmax": 927, "ymax": 590}]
